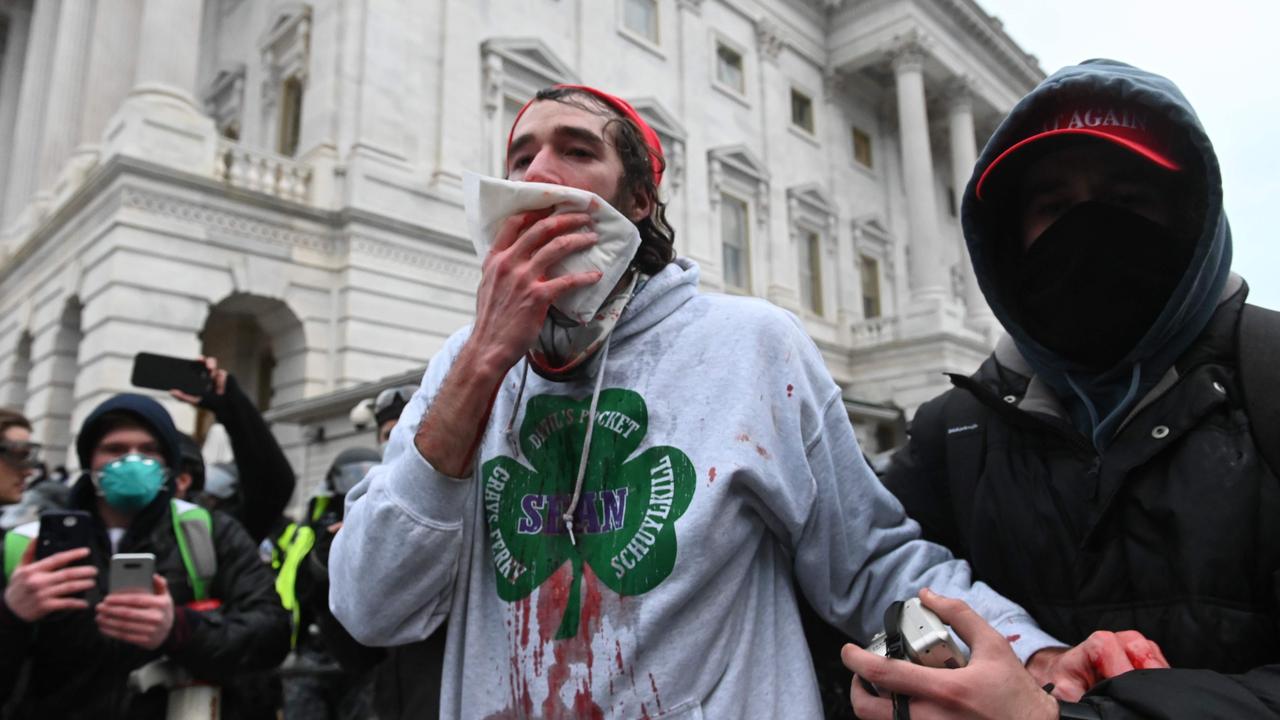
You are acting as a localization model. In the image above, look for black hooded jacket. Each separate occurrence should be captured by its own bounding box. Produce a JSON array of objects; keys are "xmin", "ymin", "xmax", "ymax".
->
[
  {"xmin": 885, "ymin": 60, "xmax": 1280, "ymax": 718},
  {"xmin": 0, "ymin": 395, "xmax": 290, "ymax": 719}
]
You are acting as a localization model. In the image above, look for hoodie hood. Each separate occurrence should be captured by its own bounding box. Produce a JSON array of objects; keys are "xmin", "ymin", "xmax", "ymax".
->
[
  {"xmin": 75, "ymin": 393, "xmax": 184, "ymax": 473},
  {"xmin": 962, "ymin": 59, "xmax": 1232, "ymax": 448}
]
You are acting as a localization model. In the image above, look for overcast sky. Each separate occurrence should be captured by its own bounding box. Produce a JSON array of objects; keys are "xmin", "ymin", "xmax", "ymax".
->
[{"xmin": 975, "ymin": 0, "xmax": 1280, "ymax": 310}]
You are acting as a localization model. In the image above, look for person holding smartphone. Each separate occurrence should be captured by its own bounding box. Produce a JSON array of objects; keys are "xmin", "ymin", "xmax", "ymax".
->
[
  {"xmin": 0, "ymin": 393, "xmax": 289, "ymax": 719},
  {"xmin": 164, "ymin": 355, "xmax": 297, "ymax": 544}
]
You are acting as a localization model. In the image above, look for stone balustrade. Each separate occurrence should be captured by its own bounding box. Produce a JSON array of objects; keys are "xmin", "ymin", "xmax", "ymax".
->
[
  {"xmin": 850, "ymin": 315, "xmax": 900, "ymax": 346},
  {"xmin": 213, "ymin": 140, "xmax": 312, "ymax": 203}
]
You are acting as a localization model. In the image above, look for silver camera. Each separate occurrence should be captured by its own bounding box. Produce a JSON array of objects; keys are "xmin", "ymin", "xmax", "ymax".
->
[{"xmin": 867, "ymin": 597, "xmax": 968, "ymax": 669}]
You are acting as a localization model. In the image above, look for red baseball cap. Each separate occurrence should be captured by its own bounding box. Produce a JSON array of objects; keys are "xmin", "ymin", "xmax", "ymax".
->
[
  {"xmin": 506, "ymin": 84, "xmax": 665, "ymax": 187},
  {"xmin": 975, "ymin": 104, "xmax": 1182, "ymax": 201}
]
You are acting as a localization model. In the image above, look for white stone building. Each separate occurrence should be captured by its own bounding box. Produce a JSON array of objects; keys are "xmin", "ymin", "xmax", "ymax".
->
[{"xmin": 0, "ymin": 0, "xmax": 1042, "ymax": 500}]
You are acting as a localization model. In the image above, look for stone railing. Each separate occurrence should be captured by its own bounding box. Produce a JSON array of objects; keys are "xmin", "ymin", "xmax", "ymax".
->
[
  {"xmin": 850, "ymin": 315, "xmax": 900, "ymax": 346},
  {"xmin": 213, "ymin": 140, "xmax": 312, "ymax": 203}
]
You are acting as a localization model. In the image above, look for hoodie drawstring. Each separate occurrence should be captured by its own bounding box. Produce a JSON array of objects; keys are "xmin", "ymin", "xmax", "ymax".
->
[
  {"xmin": 1066, "ymin": 361, "xmax": 1144, "ymax": 450},
  {"xmin": 563, "ymin": 333, "xmax": 612, "ymax": 546},
  {"xmin": 504, "ymin": 359, "xmax": 531, "ymax": 457}
]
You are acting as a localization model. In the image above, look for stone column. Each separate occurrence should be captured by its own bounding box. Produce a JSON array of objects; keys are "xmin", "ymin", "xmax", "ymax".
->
[
  {"xmin": 100, "ymin": 0, "xmax": 215, "ymax": 175},
  {"xmin": 946, "ymin": 76, "xmax": 990, "ymax": 321},
  {"xmin": 133, "ymin": 0, "xmax": 203, "ymax": 105},
  {"xmin": 2, "ymin": 0, "xmax": 60, "ymax": 239},
  {"xmin": 0, "ymin": 4, "xmax": 32, "ymax": 219},
  {"xmin": 61, "ymin": 0, "xmax": 142, "ymax": 193},
  {"xmin": 38, "ymin": 0, "xmax": 96, "ymax": 198},
  {"xmin": 891, "ymin": 33, "xmax": 947, "ymax": 301}
]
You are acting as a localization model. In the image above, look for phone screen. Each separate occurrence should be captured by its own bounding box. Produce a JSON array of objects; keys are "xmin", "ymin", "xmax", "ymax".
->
[{"xmin": 130, "ymin": 352, "xmax": 211, "ymax": 396}]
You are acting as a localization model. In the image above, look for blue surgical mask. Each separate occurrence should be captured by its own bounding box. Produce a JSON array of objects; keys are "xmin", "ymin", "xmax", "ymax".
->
[{"xmin": 95, "ymin": 453, "xmax": 166, "ymax": 512}]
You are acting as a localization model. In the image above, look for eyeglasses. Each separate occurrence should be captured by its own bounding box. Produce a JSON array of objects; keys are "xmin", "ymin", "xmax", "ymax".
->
[{"xmin": 0, "ymin": 441, "xmax": 42, "ymax": 469}]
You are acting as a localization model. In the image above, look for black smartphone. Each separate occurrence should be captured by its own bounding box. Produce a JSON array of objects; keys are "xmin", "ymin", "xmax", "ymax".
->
[
  {"xmin": 130, "ymin": 352, "xmax": 211, "ymax": 396},
  {"xmin": 36, "ymin": 510, "xmax": 94, "ymax": 560}
]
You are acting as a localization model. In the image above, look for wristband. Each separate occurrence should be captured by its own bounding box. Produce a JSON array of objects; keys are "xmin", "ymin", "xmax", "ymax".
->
[{"xmin": 1057, "ymin": 701, "xmax": 1102, "ymax": 720}]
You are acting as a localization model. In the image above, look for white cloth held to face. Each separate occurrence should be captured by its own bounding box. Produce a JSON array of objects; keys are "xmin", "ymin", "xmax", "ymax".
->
[{"xmin": 462, "ymin": 171, "xmax": 642, "ymax": 325}]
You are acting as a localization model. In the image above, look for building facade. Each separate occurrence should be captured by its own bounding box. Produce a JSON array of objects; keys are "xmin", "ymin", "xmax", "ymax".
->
[{"xmin": 0, "ymin": 0, "xmax": 1041, "ymax": 499}]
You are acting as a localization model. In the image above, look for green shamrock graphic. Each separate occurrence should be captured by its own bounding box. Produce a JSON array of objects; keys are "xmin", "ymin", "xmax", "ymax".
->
[{"xmin": 480, "ymin": 389, "xmax": 695, "ymax": 639}]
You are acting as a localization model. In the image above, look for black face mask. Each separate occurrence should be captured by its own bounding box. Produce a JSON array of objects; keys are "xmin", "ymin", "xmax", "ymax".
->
[{"xmin": 1010, "ymin": 201, "xmax": 1194, "ymax": 371}]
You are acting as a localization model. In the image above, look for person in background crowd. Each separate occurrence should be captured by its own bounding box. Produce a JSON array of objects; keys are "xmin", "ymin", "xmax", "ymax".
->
[
  {"xmin": 0, "ymin": 409, "xmax": 58, "ymax": 532},
  {"xmin": 278, "ymin": 447, "xmax": 385, "ymax": 720},
  {"xmin": 170, "ymin": 356, "xmax": 296, "ymax": 543},
  {"xmin": 350, "ymin": 385, "xmax": 419, "ymax": 451},
  {"xmin": 0, "ymin": 394, "xmax": 289, "ymax": 719},
  {"xmin": 373, "ymin": 386, "xmax": 417, "ymax": 447},
  {"xmin": 858, "ymin": 59, "xmax": 1280, "ymax": 719}
]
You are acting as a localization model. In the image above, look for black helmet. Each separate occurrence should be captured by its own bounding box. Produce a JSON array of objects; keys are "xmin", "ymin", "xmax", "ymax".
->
[
  {"xmin": 373, "ymin": 385, "xmax": 417, "ymax": 427},
  {"xmin": 178, "ymin": 433, "xmax": 206, "ymax": 492},
  {"xmin": 327, "ymin": 447, "xmax": 381, "ymax": 496}
]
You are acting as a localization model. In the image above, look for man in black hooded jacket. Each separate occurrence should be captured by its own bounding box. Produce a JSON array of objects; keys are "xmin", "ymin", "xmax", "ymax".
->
[
  {"xmin": 847, "ymin": 60, "xmax": 1280, "ymax": 719},
  {"xmin": 0, "ymin": 393, "xmax": 290, "ymax": 719}
]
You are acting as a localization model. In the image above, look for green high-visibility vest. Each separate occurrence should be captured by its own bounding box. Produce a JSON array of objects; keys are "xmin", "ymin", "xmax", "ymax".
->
[
  {"xmin": 273, "ymin": 494, "xmax": 332, "ymax": 647},
  {"xmin": 3, "ymin": 500, "xmax": 215, "ymax": 602}
]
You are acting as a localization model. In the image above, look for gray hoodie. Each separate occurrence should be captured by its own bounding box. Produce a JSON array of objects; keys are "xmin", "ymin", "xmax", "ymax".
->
[{"xmin": 330, "ymin": 259, "xmax": 1060, "ymax": 718}]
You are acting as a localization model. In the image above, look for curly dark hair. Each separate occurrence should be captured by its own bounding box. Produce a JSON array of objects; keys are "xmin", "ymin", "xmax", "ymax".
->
[{"xmin": 524, "ymin": 86, "xmax": 676, "ymax": 275}]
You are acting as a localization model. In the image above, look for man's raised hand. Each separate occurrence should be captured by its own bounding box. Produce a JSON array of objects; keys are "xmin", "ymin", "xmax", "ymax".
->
[{"xmin": 467, "ymin": 209, "xmax": 602, "ymax": 376}]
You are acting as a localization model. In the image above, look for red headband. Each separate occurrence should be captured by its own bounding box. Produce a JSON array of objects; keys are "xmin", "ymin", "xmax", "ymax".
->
[{"xmin": 506, "ymin": 84, "xmax": 665, "ymax": 187}]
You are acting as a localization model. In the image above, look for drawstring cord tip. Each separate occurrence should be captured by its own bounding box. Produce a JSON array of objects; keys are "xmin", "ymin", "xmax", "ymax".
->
[{"xmin": 564, "ymin": 516, "xmax": 577, "ymax": 546}]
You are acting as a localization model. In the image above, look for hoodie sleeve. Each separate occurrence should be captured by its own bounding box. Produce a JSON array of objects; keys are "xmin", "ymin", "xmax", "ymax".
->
[
  {"xmin": 328, "ymin": 328, "xmax": 476, "ymax": 647},
  {"xmin": 775, "ymin": 318, "xmax": 1063, "ymax": 663},
  {"xmin": 199, "ymin": 374, "xmax": 296, "ymax": 543}
]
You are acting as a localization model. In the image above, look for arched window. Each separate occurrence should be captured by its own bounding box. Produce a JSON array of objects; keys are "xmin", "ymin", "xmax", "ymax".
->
[
  {"xmin": 2, "ymin": 331, "xmax": 32, "ymax": 410},
  {"xmin": 198, "ymin": 294, "xmax": 306, "ymax": 438}
]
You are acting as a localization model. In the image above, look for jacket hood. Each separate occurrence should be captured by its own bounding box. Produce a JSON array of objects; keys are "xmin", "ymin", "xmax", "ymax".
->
[
  {"xmin": 961, "ymin": 59, "xmax": 1232, "ymax": 446},
  {"xmin": 75, "ymin": 393, "xmax": 184, "ymax": 472}
]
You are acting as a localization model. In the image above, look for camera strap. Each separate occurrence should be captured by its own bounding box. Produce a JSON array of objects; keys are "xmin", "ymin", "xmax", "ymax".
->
[{"xmin": 882, "ymin": 601, "xmax": 912, "ymax": 720}]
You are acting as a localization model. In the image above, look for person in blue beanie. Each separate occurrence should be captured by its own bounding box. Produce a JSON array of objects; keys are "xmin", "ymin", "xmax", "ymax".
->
[{"xmin": 0, "ymin": 393, "xmax": 289, "ymax": 719}]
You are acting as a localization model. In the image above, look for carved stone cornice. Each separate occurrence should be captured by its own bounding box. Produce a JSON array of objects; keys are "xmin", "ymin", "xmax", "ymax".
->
[
  {"xmin": 823, "ymin": 68, "xmax": 845, "ymax": 104},
  {"xmin": 482, "ymin": 53, "xmax": 504, "ymax": 118},
  {"xmin": 754, "ymin": 17, "xmax": 784, "ymax": 65},
  {"xmin": 121, "ymin": 188, "xmax": 336, "ymax": 254},
  {"xmin": 888, "ymin": 29, "xmax": 930, "ymax": 76},
  {"xmin": 676, "ymin": 0, "xmax": 705, "ymax": 15},
  {"xmin": 944, "ymin": 75, "xmax": 975, "ymax": 114}
]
